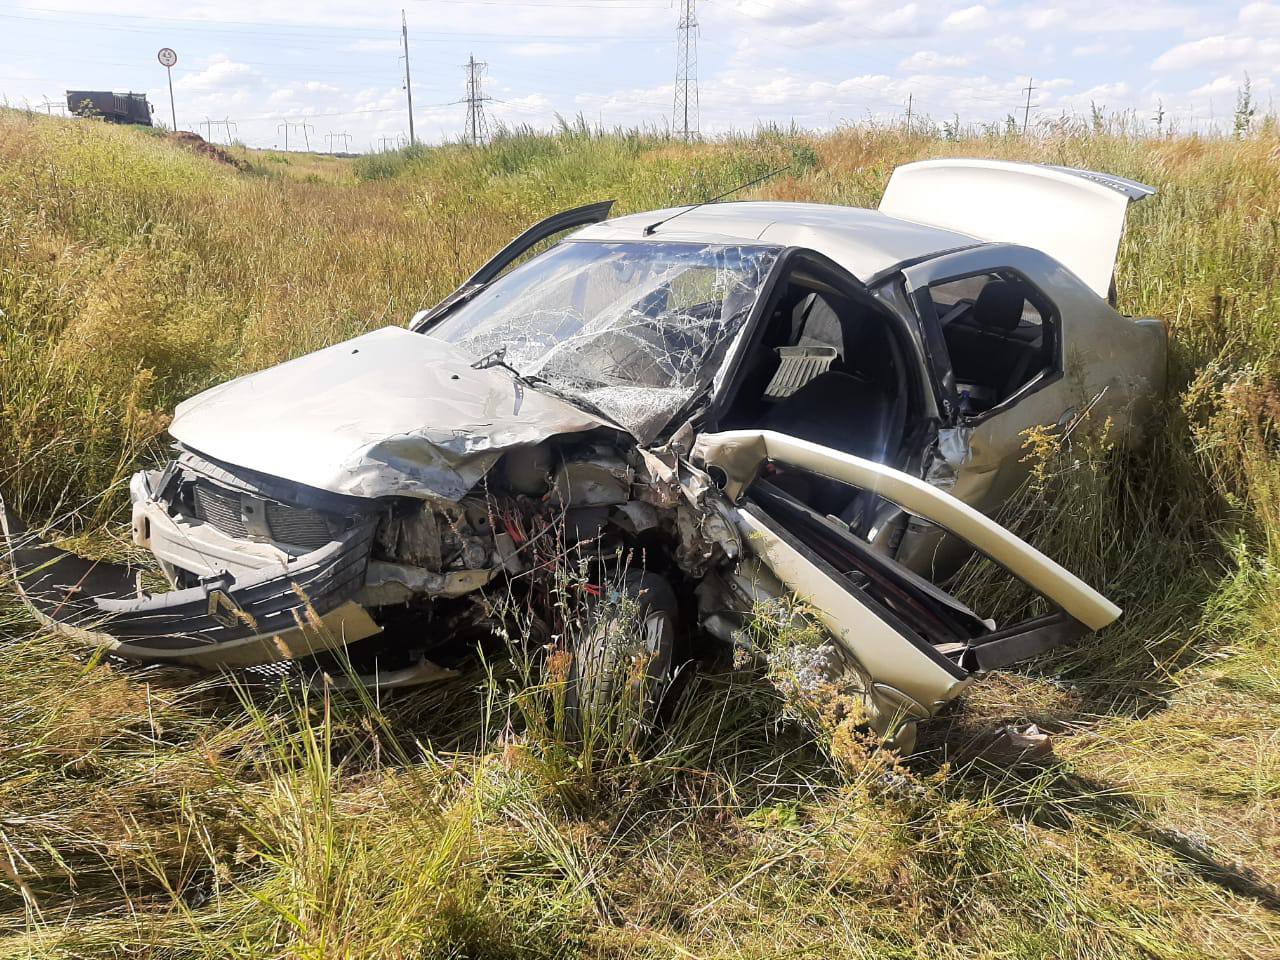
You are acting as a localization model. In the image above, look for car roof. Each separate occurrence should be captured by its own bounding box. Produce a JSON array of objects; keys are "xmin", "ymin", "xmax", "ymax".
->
[{"xmin": 570, "ymin": 200, "xmax": 983, "ymax": 283}]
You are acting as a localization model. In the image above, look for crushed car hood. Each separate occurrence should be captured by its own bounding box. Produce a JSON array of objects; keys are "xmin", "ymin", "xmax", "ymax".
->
[{"xmin": 169, "ymin": 326, "xmax": 609, "ymax": 501}]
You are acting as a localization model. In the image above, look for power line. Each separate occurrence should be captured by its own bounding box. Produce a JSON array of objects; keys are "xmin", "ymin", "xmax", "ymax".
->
[
  {"xmin": 0, "ymin": 45, "xmax": 424, "ymax": 83},
  {"xmin": 325, "ymin": 130, "xmax": 353, "ymax": 152},
  {"xmin": 462, "ymin": 55, "xmax": 492, "ymax": 146},
  {"xmin": 0, "ymin": 11, "xmax": 665, "ymax": 44},
  {"xmin": 673, "ymin": 0, "xmax": 699, "ymax": 141}
]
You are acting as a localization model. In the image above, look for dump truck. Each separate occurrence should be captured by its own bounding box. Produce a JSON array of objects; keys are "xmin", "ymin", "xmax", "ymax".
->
[{"xmin": 66, "ymin": 91, "xmax": 153, "ymax": 126}]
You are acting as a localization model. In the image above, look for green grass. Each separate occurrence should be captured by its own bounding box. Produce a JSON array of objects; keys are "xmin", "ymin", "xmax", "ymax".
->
[{"xmin": 1, "ymin": 107, "xmax": 1279, "ymax": 958}]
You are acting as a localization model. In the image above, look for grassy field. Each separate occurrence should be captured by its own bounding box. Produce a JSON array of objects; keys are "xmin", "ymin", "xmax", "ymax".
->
[{"xmin": 1, "ymin": 108, "xmax": 1279, "ymax": 958}]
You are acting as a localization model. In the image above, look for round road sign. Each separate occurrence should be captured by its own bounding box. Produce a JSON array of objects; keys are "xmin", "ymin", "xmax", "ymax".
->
[{"xmin": 157, "ymin": 47, "xmax": 177, "ymax": 68}]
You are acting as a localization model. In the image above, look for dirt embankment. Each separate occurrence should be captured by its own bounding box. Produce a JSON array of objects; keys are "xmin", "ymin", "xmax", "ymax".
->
[{"xmin": 166, "ymin": 131, "xmax": 248, "ymax": 170}]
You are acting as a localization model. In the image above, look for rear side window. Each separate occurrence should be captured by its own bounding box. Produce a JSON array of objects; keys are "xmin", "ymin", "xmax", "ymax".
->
[{"xmin": 926, "ymin": 271, "xmax": 1056, "ymax": 415}]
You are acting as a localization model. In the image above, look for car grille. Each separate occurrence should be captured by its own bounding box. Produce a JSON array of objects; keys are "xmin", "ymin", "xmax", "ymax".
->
[
  {"xmin": 264, "ymin": 500, "xmax": 333, "ymax": 547},
  {"xmin": 191, "ymin": 480, "xmax": 335, "ymax": 549}
]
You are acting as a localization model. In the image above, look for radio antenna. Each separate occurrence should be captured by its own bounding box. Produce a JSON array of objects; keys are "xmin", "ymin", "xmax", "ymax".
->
[{"xmin": 643, "ymin": 163, "xmax": 792, "ymax": 236}]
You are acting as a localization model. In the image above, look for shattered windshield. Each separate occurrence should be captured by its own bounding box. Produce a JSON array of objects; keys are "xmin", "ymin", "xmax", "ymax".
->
[{"xmin": 426, "ymin": 240, "xmax": 780, "ymax": 438}]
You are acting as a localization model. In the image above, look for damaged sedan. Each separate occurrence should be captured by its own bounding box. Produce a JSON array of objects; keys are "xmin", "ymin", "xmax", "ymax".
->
[{"xmin": 1, "ymin": 159, "xmax": 1166, "ymax": 746}]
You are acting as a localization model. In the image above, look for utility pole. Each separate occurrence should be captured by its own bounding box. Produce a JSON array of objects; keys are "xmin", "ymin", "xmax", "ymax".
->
[
  {"xmin": 276, "ymin": 120, "xmax": 313, "ymax": 151},
  {"xmin": 200, "ymin": 117, "xmax": 237, "ymax": 144},
  {"xmin": 377, "ymin": 134, "xmax": 400, "ymax": 152},
  {"xmin": 462, "ymin": 55, "xmax": 492, "ymax": 146},
  {"xmin": 401, "ymin": 9, "xmax": 416, "ymax": 146},
  {"xmin": 326, "ymin": 131, "xmax": 352, "ymax": 153},
  {"xmin": 673, "ymin": 0, "xmax": 700, "ymax": 141},
  {"xmin": 905, "ymin": 92, "xmax": 913, "ymax": 134},
  {"xmin": 1021, "ymin": 76, "xmax": 1038, "ymax": 134}
]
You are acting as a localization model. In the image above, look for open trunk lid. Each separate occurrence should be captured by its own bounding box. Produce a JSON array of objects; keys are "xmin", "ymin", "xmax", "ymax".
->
[{"xmin": 879, "ymin": 159, "xmax": 1155, "ymax": 299}]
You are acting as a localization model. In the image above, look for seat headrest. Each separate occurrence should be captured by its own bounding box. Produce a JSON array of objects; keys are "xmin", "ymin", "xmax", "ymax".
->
[{"xmin": 973, "ymin": 280, "xmax": 1026, "ymax": 332}]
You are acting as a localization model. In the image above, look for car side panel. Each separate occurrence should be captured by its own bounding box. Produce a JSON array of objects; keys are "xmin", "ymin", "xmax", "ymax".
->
[{"xmin": 903, "ymin": 244, "xmax": 1165, "ymax": 519}]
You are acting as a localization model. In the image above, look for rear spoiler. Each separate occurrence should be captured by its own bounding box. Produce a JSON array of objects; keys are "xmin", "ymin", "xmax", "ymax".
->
[{"xmin": 879, "ymin": 159, "xmax": 1155, "ymax": 299}]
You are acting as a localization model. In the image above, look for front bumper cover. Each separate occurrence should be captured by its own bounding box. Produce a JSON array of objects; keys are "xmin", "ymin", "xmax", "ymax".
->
[{"xmin": 0, "ymin": 493, "xmax": 381, "ymax": 669}]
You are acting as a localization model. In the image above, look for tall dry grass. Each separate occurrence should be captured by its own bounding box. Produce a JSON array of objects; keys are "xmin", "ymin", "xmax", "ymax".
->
[{"xmin": 1, "ymin": 108, "xmax": 1279, "ymax": 958}]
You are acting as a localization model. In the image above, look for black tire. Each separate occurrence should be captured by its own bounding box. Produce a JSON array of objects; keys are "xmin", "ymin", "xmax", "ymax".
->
[{"xmin": 565, "ymin": 571, "xmax": 677, "ymax": 737}]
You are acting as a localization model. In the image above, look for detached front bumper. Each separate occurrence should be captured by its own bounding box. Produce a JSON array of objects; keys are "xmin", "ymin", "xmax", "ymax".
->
[{"xmin": 0, "ymin": 493, "xmax": 381, "ymax": 669}]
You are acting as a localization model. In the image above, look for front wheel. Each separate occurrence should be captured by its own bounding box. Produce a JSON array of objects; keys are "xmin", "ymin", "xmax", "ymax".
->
[{"xmin": 565, "ymin": 572, "xmax": 677, "ymax": 740}]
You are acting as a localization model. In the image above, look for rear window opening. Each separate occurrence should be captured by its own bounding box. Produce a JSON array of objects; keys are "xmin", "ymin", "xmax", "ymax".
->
[{"xmin": 926, "ymin": 271, "xmax": 1059, "ymax": 415}]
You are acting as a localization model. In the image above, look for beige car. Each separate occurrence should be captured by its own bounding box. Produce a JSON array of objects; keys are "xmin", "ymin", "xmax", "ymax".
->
[{"xmin": 2, "ymin": 159, "xmax": 1165, "ymax": 746}]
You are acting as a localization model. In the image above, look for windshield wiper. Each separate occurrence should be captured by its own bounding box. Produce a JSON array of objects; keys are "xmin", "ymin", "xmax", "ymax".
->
[
  {"xmin": 470, "ymin": 347, "xmax": 628, "ymax": 432},
  {"xmin": 470, "ymin": 346, "xmax": 544, "ymax": 383}
]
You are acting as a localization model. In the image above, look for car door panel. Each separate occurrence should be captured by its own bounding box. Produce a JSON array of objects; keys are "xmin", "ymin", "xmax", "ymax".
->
[
  {"xmin": 696, "ymin": 429, "xmax": 1120, "ymax": 723},
  {"xmin": 411, "ymin": 200, "xmax": 616, "ymax": 331},
  {"xmin": 698, "ymin": 430, "xmax": 1120, "ymax": 628}
]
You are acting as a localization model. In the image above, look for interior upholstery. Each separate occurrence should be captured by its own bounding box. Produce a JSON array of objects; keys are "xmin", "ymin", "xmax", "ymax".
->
[
  {"xmin": 941, "ymin": 277, "xmax": 1048, "ymax": 409},
  {"xmin": 973, "ymin": 279, "xmax": 1026, "ymax": 332},
  {"xmin": 763, "ymin": 371, "xmax": 898, "ymax": 464}
]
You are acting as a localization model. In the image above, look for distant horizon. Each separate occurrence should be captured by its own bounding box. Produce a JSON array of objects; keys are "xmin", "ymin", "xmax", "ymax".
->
[{"xmin": 2, "ymin": 1, "xmax": 1276, "ymax": 152}]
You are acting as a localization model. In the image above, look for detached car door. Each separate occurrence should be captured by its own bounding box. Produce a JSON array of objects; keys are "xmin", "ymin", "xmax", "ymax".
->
[
  {"xmin": 695, "ymin": 430, "xmax": 1119, "ymax": 731},
  {"xmin": 411, "ymin": 200, "xmax": 615, "ymax": 330}
]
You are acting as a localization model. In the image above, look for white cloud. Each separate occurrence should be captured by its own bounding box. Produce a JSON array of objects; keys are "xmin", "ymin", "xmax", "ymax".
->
[
  {"xmin": 1239, "ymin": 2, "xmax": 1280, "ymax": 31},
  {"xmin": 1026, "ymin": 7, "xmax": 1067, "ymax": 30},
  {"xmin": 899, "ymin": 50, "xmax": 970, "ymax": 70},
  {"xmin": 989, "ymin": 34, "xmax": 1027, "ymax": 53},
  {"xmin": 941, "ymin": 4, "xmax": 989, "ymax": 30},
  {"xmin": 1152, "ymin": 35, "xmax": 1254, "ymax": 71},
  {"xmin": 1190, "ymin": 74, "xmax": 1242, "ymax": 98},
  {"xmin": 871, "ymin": 3, "xmax": 923, "ymax": 34},
  {"xmin": 6, "ymin": 0, "xmax": 1275, "ymax": 148},
  {"xmin": 1071, "ymin": 40, "xmax": 1129, "ymax": 56},
  {"xmin": 175, "ymin": 58, "xmax": 262, "ymax": 93}
]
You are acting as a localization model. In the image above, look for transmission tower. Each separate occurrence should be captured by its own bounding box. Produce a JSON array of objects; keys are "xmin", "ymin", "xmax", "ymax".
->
[
  {"xmin": 200, "ymin": 117, "xmax": 237, "ymax": 144},
  {"xmin": 673, "ymin": 0, "xmax": 700, "ymax": 141},
  {"xmin": 325, "ymin": 131, "xmax": 352, "ymax": 153},
  {"xmin": 276, "ymin": 120, "xmax": 313, "ymax": 152},
  {"xmin": 462, "ymin": 55, "xmax": 492, "ymax": 146}
]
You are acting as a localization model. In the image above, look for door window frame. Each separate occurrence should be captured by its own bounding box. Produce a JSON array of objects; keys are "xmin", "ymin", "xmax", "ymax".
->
[
  {"xmin": 902, "ymin": 244, "xmax": 1065, "ymax": 426},
  {"xmin": 705, "ymin": 247, "xmax": 930, "ymax": 441}
]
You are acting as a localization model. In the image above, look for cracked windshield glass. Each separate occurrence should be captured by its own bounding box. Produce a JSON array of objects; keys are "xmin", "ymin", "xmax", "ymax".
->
[{"xmin": 427, "ymin": 240, "xmax": 780, "ymax": 438}]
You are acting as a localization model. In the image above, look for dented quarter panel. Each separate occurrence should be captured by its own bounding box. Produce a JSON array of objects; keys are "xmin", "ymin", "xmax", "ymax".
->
[
  {"xmin": 169, "ymin": 327, "xmax": 609, "ymax": 502},
  {"xmin": 902, "ymin": 243, "xmax": 1166, "ymax": 524}
]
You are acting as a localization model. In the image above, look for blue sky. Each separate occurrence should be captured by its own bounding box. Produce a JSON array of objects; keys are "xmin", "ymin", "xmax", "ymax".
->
[{"xmin": 1, "ymin": 1, "xmax": 1276, "ymax": 151}]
